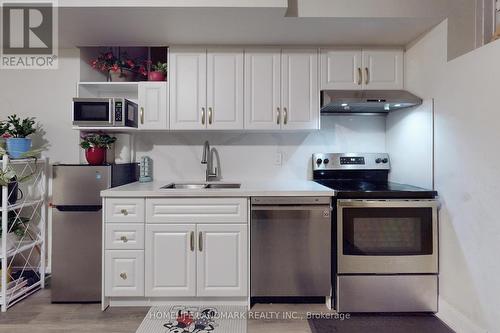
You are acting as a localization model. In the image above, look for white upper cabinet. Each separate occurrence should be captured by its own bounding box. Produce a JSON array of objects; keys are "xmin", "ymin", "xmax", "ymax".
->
[
  {"xmin": 207, "ymin": 48, "xmax": 244, "ymax": 130},
  {"xmin": 169, "ymin": 47, "xmax": 207, "ymax": 130},
  {"xmin": 320, "ymin": 48, "xmax": 403, "ymax": 90},
  {"xmin": 362, "ymin": 49, "xmax": 403, "ymax": 90},
  {"xmin": 244, "ymin": 49, "xmax": 281, "ymax": 130},
  {"xmin": 281, "ymin": 49, "xmax": 319, "ymax": 130},
  {"xmin": 320, "ymin": 49, "xmax": 363, "ymax": 90},
  {"xmin": 138, "ymin": 82, "xmax": 168, "ymax": 130}
]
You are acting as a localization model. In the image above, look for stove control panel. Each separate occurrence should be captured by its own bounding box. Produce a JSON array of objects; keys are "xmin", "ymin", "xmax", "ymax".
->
[{"xmin": 313, "ymin": 153, "xmax": 390, "ymax": 171}]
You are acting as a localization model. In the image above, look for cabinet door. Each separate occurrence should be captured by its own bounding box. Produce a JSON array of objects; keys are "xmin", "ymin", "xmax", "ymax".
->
[
  {"xmin": 320, "ymin": 49, "xmax": 363, "ymax": 90},
  {"xmin": 105, "ymin": 250, "xmax": 144, "ymax": 297},
  {"xmin": 145, "ymin": 224, "xmax": 196, "ymax": 297},
  {"xmin": 197, "ymin": 224, "xmax": 248, "ymax": 297},
  {"xmin": 281, "ymin": 49, "xmax": 319, "ymax": 130},
  {"xmin": 362, "ymin": 49, "xmax": 404, "ymax": 90},
  {"xmin": 244, "ymin": 49, "xmax": 281, "ymax": 130},
  {"xmin": 206, "ymin": 48, "xmax": 244, "ymax": 130},
  {"xmin": 138, "ymin": 82, "xmax": 168, "ymax": 129},
  {"xmin": 169, "ymin": 47, "xmax": 207, "ymax": 130}
]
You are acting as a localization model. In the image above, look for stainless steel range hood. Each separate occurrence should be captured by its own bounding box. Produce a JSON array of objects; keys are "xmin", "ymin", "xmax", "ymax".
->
[{"xmin": 321, "ymin": 90, "xmax": 423, "ymax": 115}]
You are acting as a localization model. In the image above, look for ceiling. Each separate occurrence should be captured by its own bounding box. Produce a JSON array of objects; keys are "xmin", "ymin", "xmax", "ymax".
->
[{"xmin": 58, "ymin": 7, "xmax": 443, "ymax": 48}]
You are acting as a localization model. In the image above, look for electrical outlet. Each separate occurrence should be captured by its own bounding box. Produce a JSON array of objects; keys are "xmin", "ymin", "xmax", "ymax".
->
[{"xmin": 274, "ymin": 152, "xmax": 283, "ymax": 166}]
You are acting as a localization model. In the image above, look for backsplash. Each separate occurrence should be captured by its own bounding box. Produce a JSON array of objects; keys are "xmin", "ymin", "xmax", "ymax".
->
[{"xmin": 134, "ymin": 116, "xmax": 386, "ymax": 182}]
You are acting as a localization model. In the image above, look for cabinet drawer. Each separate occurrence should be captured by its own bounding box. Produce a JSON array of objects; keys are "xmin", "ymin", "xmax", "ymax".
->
[
  {"xmin": 146, "ymin": 198, "xmax": 248, "ymax": 223},
  {"xmin": 105, "ymin": 250, "xmax": 144, "ymax": 297},
  {"xmin": 105, "ymin": 224, "xmax": 144, "ymax": 250},
  {"xmin": 105, "ymin": 198, "xmax": 145, "ymax": 223}
]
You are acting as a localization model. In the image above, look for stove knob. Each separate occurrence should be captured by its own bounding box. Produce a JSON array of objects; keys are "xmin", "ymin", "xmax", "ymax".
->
[
  {"xmin": 375, "ymin": 158, "xmax": 382, "ymax": 164},
  {"xmin": 382, "ymin": 158, "xmax": 389, "ymax": 164},
  {"xmin": 316, "ymin": 158, "xmax": 323, "ymax": 165},
  {"xmin": 323, "ymin": 158, "xmax": 330, "ymax": 165}
]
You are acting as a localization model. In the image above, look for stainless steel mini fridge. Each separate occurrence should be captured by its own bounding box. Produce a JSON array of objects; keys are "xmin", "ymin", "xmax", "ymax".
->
[{"xmin": 51, "ymin": 164, "xmax": 138, "ymax": 303}]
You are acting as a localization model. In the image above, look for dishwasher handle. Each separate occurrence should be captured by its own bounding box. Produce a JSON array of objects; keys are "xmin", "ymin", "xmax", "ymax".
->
[{"xmin": 251, "ymin": 205, "xmax": 332, "ymax": 212}]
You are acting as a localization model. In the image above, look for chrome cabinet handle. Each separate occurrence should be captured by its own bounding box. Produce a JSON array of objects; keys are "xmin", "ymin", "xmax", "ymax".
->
[
  {"xmin": 140, "ymin": 107, "xmax": 144, "ymax": 124},
  {"xmin": 120, "ymin": 209, "xmax": 129, "ymax": 216},
  {"xmin": 208, "ymin": 107, "xmax": 213, "ymax": 125},
  {"xmin": 357, "ymin": 67, "xmax": 362, "ymax": 85},
  {"xmin": 365, "ymin": 67, "xmax": 370, "ymax": 85},
  {"xmin": 201, "ymin": 107, "xmax": 206, "ymax": 125},
  {"xmin": 120, "ymin": 272, "xmax": 127, "ymax": 280},
  {"xmin": 198, "ymin": 232, "xmax": 203, "ymax": 252},
  {"xmin": 276, "ymin": 107, "xmax": 281, "ymax": 125},
  {"xmin": 190, "ymin": 231, "xmax": 195, "ymax": 252},
  {"xmin": 120, "ymin": 235, "xmax": 128, "ymax": 243},
  {"xmin": 283, "ymin": 107, "xmax": 288, "ymax": 125}
]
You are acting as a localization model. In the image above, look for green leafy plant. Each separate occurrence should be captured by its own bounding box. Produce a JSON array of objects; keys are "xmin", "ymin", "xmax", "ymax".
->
[
  {"xmin": 3, "ymin": 115, "xmax": 36, "ymax": 138},
  {"xmin": 151, "ymin": 61, "xmax": 168, "ymax": 74},
  {"xmin": 80, "ymin": 133, "xmax": 117, "ymax": 150},
  {"xmin": 0, "ymin": 212, "xmax": 30, "ymax": 238}
]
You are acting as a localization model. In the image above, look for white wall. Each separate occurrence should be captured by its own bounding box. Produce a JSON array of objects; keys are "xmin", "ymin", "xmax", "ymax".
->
[
  {"xmin": 405, "ymin": 20, "xmax": 500, "ymax": 333},
  {"xmin": 134, "ymin": 116, "xmax": 386, "ymax": 182}
]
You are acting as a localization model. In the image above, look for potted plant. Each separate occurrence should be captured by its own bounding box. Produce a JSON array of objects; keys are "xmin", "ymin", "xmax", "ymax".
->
[
  {"xmin": 148, "ymin": 62, "xmax": 167, "ymax": 81},
  {"xmin": 0, "ymin": 212, "xmax": 29, "ymax": 253},
  {"xmin": 80, "ymin": 133, "xmax": 117, "ymax": 165},
  {"xmin": 90, "ymin": 50, "xmax": 147, "ymax": 82},
  {"xmin": 3, "ymin": 115, "xmax": 36, "ymax": 159}
]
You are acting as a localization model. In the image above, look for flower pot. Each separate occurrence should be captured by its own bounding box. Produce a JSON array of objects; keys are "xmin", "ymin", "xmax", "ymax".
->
[
  {"xmin": 108, "ymin": 68, "xmax": 137, "ymax": 82},
  {"xmin": 85, "ymin": 147, "xmax": 107, "ymax": 165},
  {"xmin": 148, "ymin": 71, "xmax": 166, "ymax": 81},
  {"xmin": 6, "ymin": 138, "xmax": 32, "ymax": 159}
]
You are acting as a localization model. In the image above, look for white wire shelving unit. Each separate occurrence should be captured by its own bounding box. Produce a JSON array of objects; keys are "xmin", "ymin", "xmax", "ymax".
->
[{"xmin": 0, "ymin": 155, "xmax": 48, "ymax": 312}]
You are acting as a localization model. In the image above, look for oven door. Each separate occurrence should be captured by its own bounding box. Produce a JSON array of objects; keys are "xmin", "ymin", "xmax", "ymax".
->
[
  {"xmin": 73, "ymin": 98, "xmax": 113, "ymax": 126},
  {"xmin": 337, "ymin": 199, "xmax": 438, "ymax": 274}
]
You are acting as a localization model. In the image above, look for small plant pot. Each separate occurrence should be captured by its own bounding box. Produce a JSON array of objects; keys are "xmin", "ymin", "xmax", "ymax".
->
[
  {"xmin": 148, "ymin": 71, "xmax": 166, "ymax": 81},
  {"xmin": 6, "ymin": 138, "xmax": 32, "ymax": 159},
  {"xmin": 108, "ymin": 68, "xmax": 137, "ymax": 82},
  {"xmin": 85, "ymin": 147, "xmax": 107, "ymax": 165}
]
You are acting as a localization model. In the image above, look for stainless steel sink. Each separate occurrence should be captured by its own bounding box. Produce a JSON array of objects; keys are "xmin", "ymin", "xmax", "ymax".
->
[
  {"xmin": 161, "ymin": 183, "xmax": 208, "ymax": 189},
  {"xmin": 161, "ymin": 182, "xmax": 241, "ymax": 189},
  {"xmin": 206, "ymin": 183, "xmax": 241, "ymax": 189}
]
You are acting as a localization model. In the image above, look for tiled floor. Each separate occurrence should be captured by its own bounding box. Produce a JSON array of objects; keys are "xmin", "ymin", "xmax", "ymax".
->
[{"xmin": 0, "ymin": 289, "xmax": 453, "ymax": 333}]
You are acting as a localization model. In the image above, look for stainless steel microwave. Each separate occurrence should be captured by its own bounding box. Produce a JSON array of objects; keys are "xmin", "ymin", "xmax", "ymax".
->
[{"xmin": 72, "ymin": 97, "xmax": 138, "ymax": 128}]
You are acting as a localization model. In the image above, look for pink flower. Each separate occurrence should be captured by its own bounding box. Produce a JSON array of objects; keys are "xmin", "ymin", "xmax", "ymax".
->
[
  {"xmin": 106, "ymin": 52, "xmax": 113, "ymax": 60},
  {"xmin": 111, "ymin": 64, "xmax": 119, "ymax": 72},
  {"xmin": 2, "ymin": 133, "xmax": 12, "ymax": 139},
  {"xmin": 126, "ymin": 59, "xmax": 135, "ymax": 68}
]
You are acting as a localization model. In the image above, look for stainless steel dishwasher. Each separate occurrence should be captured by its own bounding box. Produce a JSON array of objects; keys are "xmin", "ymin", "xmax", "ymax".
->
[{"xmin": 251, "ymin": 197, "xmax": 332, "ymax": 297}]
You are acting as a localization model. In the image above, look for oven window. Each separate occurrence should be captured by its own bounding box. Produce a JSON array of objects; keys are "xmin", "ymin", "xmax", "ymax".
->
[
  {"xmin": 343, "ymin": 207, "xmax": 433, "ymax": 256},
  {"xmin": 74, "ymin": 102, "xmax": 110, "ymax": 122}
]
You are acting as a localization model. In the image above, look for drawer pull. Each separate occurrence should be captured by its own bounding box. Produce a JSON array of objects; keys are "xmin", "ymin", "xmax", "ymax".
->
[
  {"xmin": 198, "ymin": 232, "xmax": 203, "ymax": 252},
  {"xmin": 120, "ymin": 209, "xmax": 129, "ymax": 216},
  {"xmin": 190, "ymin": 231, "xmax": 195, "ymax": 252},
  {"xmin": 120, "ymin": 236, "xmax": 128, "ymax": 243},
  {"xmin": 120, "ymin": 272, "xmax": 127, "ymax": 280}
]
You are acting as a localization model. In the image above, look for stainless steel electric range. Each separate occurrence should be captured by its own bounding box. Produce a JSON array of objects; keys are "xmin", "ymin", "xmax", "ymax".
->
[{"xmin": 313, "ymin": 153, "xmax": 439, "ymax": 313}]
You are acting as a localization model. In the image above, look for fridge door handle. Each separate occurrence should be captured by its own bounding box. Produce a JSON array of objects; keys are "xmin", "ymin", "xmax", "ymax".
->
[{"xmin": 52, "ymin": 205, "xmax": 102, "ymax": 212}]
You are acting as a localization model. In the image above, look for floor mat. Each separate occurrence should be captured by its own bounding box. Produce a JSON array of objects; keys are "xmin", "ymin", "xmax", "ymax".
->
[
  {"xmin": 308, "ymin": 314, "xmax": 455, "ymax": 333},
  {"xmin": 136, "ymin": 305, "xmax": 247, "ymax": 333}
]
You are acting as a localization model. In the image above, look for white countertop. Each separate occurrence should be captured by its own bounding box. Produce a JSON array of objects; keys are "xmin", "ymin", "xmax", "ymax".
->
[{"xmin": 101, "ymin": 179, "xmax": 335, "ymax": 197}]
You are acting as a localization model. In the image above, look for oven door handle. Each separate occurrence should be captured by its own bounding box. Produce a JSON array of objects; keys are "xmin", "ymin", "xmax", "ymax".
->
[
  {"xmin": 337, "ymin": 199, "xmax": 439, "ymax": 209},
  {"xmin": 251, "ymin": 205, "xmax": 332, "ymax": 211}
]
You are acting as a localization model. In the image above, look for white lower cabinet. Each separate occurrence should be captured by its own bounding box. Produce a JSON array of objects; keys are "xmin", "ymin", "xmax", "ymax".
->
[
  {"xmin": 197, "ymin": 224, "xmax": 248, "ymax": 297},
  {"xmin": 145, "ymin": 223, "xmax": 248, "ymax": 298},
  {"xmin": 105, "ymin": 250, "xmax": 144, "ymax": 297},
  {"xmin": 145, "ymin": 224, "xmax": 197, "ymax": 297}
]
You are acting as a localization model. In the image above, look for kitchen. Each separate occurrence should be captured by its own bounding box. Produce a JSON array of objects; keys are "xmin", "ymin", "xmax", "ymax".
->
[{"xmin": 0, "ymin": 1, "xmax": 499, "ymax": 333}]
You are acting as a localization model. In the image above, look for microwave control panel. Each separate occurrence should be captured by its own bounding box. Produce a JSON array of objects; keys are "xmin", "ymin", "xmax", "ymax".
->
[{"xmin": 114, "ymin": 100, "xmax": 123, "ymax": 122}]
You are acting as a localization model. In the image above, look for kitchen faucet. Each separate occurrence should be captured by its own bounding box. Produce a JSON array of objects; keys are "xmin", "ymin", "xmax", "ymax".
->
[{"xmin": 201, "ymin": 141, "xmax": 220, "ymax": 181}]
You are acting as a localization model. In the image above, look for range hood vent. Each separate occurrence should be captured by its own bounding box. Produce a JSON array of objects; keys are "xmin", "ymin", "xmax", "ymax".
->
[{"xmin": 320, "ymin": 90, "xmax": 423, "ymax": 115}]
